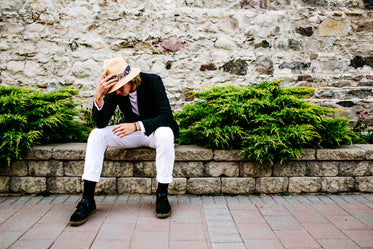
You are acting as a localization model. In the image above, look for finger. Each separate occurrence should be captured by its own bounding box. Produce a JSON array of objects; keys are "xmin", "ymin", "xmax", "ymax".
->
[{"xmin": 99, "ymin": 69, "xmax": 109, "ymax": 81}]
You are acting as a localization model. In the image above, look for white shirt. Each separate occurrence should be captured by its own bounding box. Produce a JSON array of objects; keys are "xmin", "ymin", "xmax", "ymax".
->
[{"xmin": 94, "ymin": 91, "xmax": 145, "ymax": 132}]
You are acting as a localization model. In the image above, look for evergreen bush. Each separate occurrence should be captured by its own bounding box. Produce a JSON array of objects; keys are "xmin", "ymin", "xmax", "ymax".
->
[
  {"xmin": 175, "ymin": 81, "xmax": 360, "ymax": 165},
  {"xmin": 0, "ymin": 86, "xmax": 90, "ymax": 165}
]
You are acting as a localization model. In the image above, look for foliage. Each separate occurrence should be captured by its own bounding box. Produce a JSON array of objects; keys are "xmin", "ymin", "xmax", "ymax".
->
[
  {"xmin": 175, "ymin": 81, "xmax": 359, "ymax": 165},
  {"xmin": 352, "ymin": 112, "xmax": 373, "ymax": 143},
  {"xmin": 0, "ymin": 86, "xmax": 90, "ymax": 165}
]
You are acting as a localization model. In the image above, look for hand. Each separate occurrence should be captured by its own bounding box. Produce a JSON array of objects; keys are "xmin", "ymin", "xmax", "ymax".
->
[
  {"xmin": 95, "ymin": 69, "xmax": 118, "ymax": 107},
  {"xmin": 112, "ymin": 123, "xmax": 137, "ymax": 138}
]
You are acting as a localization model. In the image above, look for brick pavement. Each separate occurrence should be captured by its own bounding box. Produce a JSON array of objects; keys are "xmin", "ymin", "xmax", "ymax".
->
[{"xmin": 0, "ymin": 194, "xmax": 372, "ymax": 249}]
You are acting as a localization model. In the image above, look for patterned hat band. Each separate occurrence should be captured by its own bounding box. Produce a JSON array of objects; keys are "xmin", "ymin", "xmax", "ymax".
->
[{"xmin": 116, "ymin": 65, "xmax": 131, "ymax": 81}]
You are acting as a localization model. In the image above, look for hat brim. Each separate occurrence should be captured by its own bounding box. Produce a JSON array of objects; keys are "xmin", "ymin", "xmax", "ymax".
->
[{"xmin": 107, "ymin": 68, "xmax": 140, "ymax": 94}]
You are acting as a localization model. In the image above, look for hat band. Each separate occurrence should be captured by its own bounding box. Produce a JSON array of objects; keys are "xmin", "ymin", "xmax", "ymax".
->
[{"xmin": 116, "ymin": 65, "xmax": 131, "ymax": 81}]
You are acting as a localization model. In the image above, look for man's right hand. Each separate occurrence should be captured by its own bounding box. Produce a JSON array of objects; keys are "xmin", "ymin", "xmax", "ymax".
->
[{"xmin": 95, "ymin": 69, "xmax": 118, "ymax": 108}]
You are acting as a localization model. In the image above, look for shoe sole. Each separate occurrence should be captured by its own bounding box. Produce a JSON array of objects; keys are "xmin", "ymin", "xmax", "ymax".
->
[
  {"xmin": 156, "ymin": 211, "xmax": 171, "ymax": 218},
  {"xmin": 69, "ymin": 208, "xmax": 97, "ymax": 226}
]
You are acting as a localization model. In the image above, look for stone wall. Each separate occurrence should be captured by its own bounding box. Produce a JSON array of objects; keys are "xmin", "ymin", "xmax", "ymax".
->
[
  {"xmin": 0, "ymin": 0, "xmax": 373, "ymax": 126},
  {"xmin": 1, "ymin": 143, "xmax": 372, "ymax": 195}
]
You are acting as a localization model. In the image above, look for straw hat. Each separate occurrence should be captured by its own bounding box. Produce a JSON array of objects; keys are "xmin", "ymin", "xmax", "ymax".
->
[{"xmin": 103, "ymin": 57, "xmax": 141, "ymax": 94}]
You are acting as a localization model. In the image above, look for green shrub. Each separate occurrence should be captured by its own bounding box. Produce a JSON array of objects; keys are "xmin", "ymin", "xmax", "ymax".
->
[
  {"xmin": 175, "ymin": 81, "xmax": 360, "ymax": 165},
  {"xmin": 0, "ymin": 86, "xmax": 90, "ymax": 165}
]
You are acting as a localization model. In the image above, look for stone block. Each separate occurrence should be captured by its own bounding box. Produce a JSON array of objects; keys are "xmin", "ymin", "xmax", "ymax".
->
[
  {"xmin": 134, "ymin": 162, "xmax": 155, "ymax": 177},
  {"xmin": 47, "ymin": 177, "xmax": 82, "ymax": 194},
  {"xmin": 243, "ymin": 162, "xmax": 272, "ymax": 177},
  {"xmin": 102, "ymin": 161, "xmax": 134, "ymax": 177},
  {"xmin": 221, "ymin": 177, "xmax": 255, "ymax": 195},
  {"xmin": 106, "ymin": 148, "xmax": 155, "ymax": 161},
  {"xmin": 53, "ymin": 143, "xmax": 86, "ymax": 160},
  {"xmin": 151, "ymin": 178, "xmax": 187, "ymax": 195},
  {"xmin": 355, "ymin": 177, "xmax": 373, "ymax": 192},
  {"xmin": 187, "ymin": 178, "xmax": 221, "ymax": 195},
  {"xmin": 205, "ymin": 162, "xmax": 239, "ymax": 177},
  {"xmin": 256, "ymin": 177, "xmax": 288, "ymax": 194},
  {"xmin": 321, "ymin": 177, "xmax": 355, "ymax": 193},
  {"xmin": 64, "ymin": 161, "xmax": 84, "ymax": 176},
  {"xmin": 10, "ymin": 161, "xmax": 28, "ymax": 176},
  {"xmin": 339, "ymin": 161, "xmax": 372, "ymax": 176},
  {"xmin": 28, "ymin": 160, "xmax": 63, "ymax": 177},
  {"xmin": 297, "ymin": 149, "xmax": 316, "ymax": 160},
  {"xmin": 25, "ymin": 144, "xmax": 54, "ymax": 160},
  {"xmin": 242, "ymin": 162, "xmax": 255, "ymax": 177},
  {"xmin": 289, "ymin": 177, "xmax": 321, "ymax": 193},
  {"xmin": 273, "ymin": 161, "xmax": 306, "ymax": 177},
  {"xmin": 10, "ymin": 177, "xmax": 46, "ymax": 193},
  {"xmin": 117, "ymin": 178, "xmax": 151, "ymax": 194},
  {"xmin": 214, "ymin": 150, "xmax": 244, "ymax": 161},
  {"xmin": 354, "ymin": 144, "xmax": 373, "ymax": 160},
  {"xmin": 0, "ymin": 177, "xmax": 10, "ymax": 193},
  {"xmin": 254, "ymin": 163, "xmax": 273, "ymax": 177},
  {"xmin": 306, "ymin": 161, "xmax": 339, "ymax": 176},
  {"xmin": 0, "ymin": 163, "xmax": 11, "ymax": 176},
  {"xmin": 175, "ymin": 145, "xmax": 213, "ymax": 161},
  {"xmin": 316, "ymin": 147, "xmax": 365, "ymax": 160},
  {"xmin": 173, "ymin": 162, "xmax": 204, "ymax": 177},
  {"xmin": 95, "ymin": 178, "xmax": 117, "ymax": 195},
  {"xmin": 125, "ymin": 148, "xmax": 155, "ymax": 161},
  {"xmin": 105, "ymin": 148, "xmax": 128, "ymax": 160}
]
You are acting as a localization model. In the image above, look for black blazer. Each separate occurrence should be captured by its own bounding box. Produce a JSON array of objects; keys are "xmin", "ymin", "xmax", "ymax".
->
[{"xmin": 92, "ymin": 72, "xmax": 179, "ymax": 138}]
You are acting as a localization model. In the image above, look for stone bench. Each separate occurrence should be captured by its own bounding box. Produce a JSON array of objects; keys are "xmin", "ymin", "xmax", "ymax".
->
[{"xmin": 0, "ymin": 143, "xmax": 372, "ymax": 195}]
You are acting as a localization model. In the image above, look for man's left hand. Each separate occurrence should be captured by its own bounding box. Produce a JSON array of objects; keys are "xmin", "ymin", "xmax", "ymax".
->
[{"xmin": 112, "ymin": 123, "xmax": 136, "ymax": 138}]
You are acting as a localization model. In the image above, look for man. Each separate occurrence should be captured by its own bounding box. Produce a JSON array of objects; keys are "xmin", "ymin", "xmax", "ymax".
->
[{"xmin": 69, "ymin": 57, "xmax": 179, "ymax": 226}]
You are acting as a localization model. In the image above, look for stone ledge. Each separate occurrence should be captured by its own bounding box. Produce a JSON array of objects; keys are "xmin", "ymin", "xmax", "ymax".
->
[{"xmin": 0, "ymin": 144, "xmax": 372, "ymax": 195}]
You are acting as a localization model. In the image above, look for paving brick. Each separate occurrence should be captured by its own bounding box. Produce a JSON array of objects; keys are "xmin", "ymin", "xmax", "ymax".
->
[
  {"xmin": 95, "ymin": 223, "xmax": 135, "ymax": 241},
  {"xmin": 131, "ymin": 231, "xmax": 168, "ymax": 249},
  {"xmin": 257, "ymin": 204, "xmax": 290, "ymax": 216},
  {"xmin": 169, "ymin": 240, "xmax": 210, "ymax": 249},
  {"xmin": 316, "ymin": 239, "xmax": 359, "ymax": 249},
  {"xmin": 90, "ymin": 240, "xmax": 131, "ymax": 249},
  {"xmin": 274, "ymin": 230, "xmax": 321, "ymax": 248},
  {"xmin": 9, "ymin": 240, "xmax": 53, "ymax": 249},
  {"xmin": 327, "ymin": 215, "xmax": 370, "ymax": 229},
  {"xmin": 211, "ymin": 242, "xmax": 246, "ymax": 249},
  {"xmin": 302, "ymin": 222, "xmax": 347, "ymax": 239},
  {"xmin": 230, "ymin": 209, "xmax": 266, "ymax": 224},
  {"xmin": 342, "ymin": 229, "xmax": 373, "ymax": 248},
  {"xmin": 170, "ymin": 223, "xmax": 207, "ymax": 241},
  {"xmin": 286, "ymin": 204, "xmax": 328, "ymax": 223},
  {"xmin": 313, "ymin": 204, "xmax": 349, "ymax": 216},
  {"xmin": 50, "ymin": 231, "xmax": 97, "ymax": 249},
  {"xmin": 237, "ymin": 223, "xmax": 277, "ymax": 240},
  {"xmin": 20, "ymin": 223, "xmax": 66, "ymax": 240},
  {"xmin": 264, "ymin": 215, "xmax": 304, "ymax": 231},
  {"xmin": 243, "ymin": 239, "xmax": 284, "ymax": 249}
]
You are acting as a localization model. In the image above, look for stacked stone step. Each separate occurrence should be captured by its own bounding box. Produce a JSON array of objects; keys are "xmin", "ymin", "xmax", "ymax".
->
[{"xmin": 0, "ymin": 143, "xmax": 372, "ymax": 195}]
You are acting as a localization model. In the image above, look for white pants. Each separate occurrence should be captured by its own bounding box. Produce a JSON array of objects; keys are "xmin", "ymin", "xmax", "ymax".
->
[{"xmin": 82, "ymin": 126, "xmax": 175, "ymax": 184}]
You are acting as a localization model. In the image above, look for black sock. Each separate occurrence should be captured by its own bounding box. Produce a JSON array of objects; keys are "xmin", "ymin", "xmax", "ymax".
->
[
  {"xmin": 82, "ymin": 180, "xmax": 96, "ymax": 200},
  {"xmin": 156, "ymin": 183, "xmax": 169, "ymax": 194}
]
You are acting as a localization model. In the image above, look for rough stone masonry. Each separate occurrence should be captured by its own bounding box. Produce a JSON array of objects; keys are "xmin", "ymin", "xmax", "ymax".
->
[{"xmin": 0, "ymin": 0, "xmax": 373, "ymax": 125}]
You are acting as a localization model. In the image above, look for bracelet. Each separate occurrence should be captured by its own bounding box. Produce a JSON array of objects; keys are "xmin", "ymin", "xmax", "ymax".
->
[{"xmin": 134, "ymin": 122, "xmax": 137, "ymax": 131}]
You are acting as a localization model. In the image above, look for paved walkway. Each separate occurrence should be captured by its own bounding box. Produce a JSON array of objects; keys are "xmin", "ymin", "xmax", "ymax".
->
[{"xmin": 0, "ymin": 194, "xmax": 373, "ymax": 249}]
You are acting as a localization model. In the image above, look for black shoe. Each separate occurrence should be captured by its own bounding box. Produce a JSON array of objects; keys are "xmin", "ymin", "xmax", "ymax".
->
[
  {"xmin": 69, "ymin": 199, "xmax": 96, "ymax": 226},
  {"xmin": 156, "ymin": 193, "xmax": 171, "ymax": 218}
]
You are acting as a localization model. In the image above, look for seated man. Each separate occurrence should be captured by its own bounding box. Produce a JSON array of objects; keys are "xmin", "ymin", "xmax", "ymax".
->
[{"xmin": 69, "ymin": 57, "xmax": 179, "ymax": 226}]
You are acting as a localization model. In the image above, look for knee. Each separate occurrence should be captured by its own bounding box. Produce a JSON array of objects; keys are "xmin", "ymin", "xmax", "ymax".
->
[
  {"xmin": 88, "ymin": 127, "xmax": 109, "ymax": 141},
  {"xmin": 154, "ymin": 127, "xmax": 174, "ymax": 145}
]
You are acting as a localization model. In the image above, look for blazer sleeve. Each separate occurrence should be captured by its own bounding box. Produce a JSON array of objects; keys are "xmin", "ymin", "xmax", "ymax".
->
[
  {"xmin": 140, "ymin": 74, "xmax": 177, "ymax": 136},
  {"xmin": 91, "ymin": 93, "xmax": 117, "ymax": 128}
]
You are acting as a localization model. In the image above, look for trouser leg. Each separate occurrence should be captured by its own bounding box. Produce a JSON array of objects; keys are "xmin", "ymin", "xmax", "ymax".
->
[
  {"xmin": 82, "ymin": 126, "xmax": 146, "ymax": 182},
  {"xmin": 151, "ymin": 127, "xmax": 175, "ymax": 184}
]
